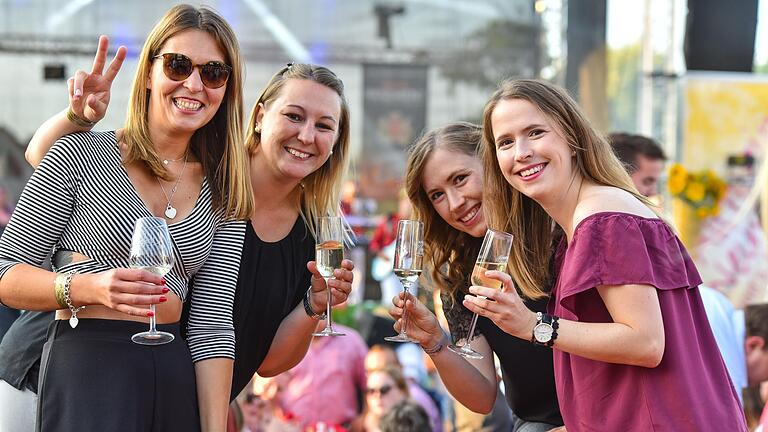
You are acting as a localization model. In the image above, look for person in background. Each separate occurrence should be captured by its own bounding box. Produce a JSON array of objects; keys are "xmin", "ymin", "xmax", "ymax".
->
[
  {"xmin": 370, "ymin": 189, "xmax": 414, "ymax": 303},
  {"xmin": 0, "ymin": 5, "xmax": 254, "ymax": 430},
  {"xmin": 351, "ymin": 366, "xmax": 412, "ymax": 432},
  {"xmin": 608, "ymin": 132, "xmax": 667, "ymax": 197},
  {"xmin": 364, "ymin": 344, "xmax": 442, "ymax": 432},
  {"xmin": 389, "ymin": 122, "xmax": 559, "ymax": 431},
  {"xmin": 472, "ymin": 78, "xmax": 745, "ymax": 430},
  {"xmin": 379, "ymin": 400, "xmax": 432, "ymax": 432},
  {"xmin": 274, "ymin": 321, "xmax": 368, "ymax": 428}
]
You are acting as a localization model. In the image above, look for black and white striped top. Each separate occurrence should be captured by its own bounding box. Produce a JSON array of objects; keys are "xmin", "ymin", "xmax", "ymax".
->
[{"xmin": 0, "ymin": 131, "xmax": 245, "ymax": 362}]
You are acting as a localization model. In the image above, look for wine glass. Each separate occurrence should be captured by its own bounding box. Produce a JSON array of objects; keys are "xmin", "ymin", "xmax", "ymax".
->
[
  {"xmin": 312, "ymin": 216, "xmax": 346, "ymax": 337},
  {"xmin": 384, "ymin": 219, "xmax": 424, "ymax": 342},
  {"xmin": 448, "ymin": 229, "xmax": 513, "ymax": 359},
  {"xmin": 129, "ymin": 216, "xmax": 176, "ymax": 345}
]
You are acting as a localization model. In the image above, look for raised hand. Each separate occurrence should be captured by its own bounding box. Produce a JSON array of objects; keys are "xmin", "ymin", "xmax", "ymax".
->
[
  {"xmin": 68, "ymin": 35, "xmax": 127, "ymax": 124},
  {"xmin": 307, "ymin": 259, "xmax": 354, "ymax": 311},
  {"xmin": 389, "ymin": 291, "xmax": 445, "ymax": 348},
  {"xmin": 464, "ymin": 270, "xmax": 537, "ymax": 340}
]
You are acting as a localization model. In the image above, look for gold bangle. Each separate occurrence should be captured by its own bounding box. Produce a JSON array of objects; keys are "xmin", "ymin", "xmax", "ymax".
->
[
  {"xmin": 66, "ymin": 107, "xmax": 97, "ymax": 128},
  {"xmin": 54, "ymin": 273, "xmax": 68, "ymax": 309}
]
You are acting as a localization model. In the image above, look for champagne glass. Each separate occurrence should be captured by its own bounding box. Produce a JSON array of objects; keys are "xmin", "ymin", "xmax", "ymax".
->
[
  {"xmin": 385, "ymin": 219, "xmax": 424, "ymax": 342},
  {"xmin": 312, "ymin": 216, "xmax": 346, "ymax": 337},
  {"xmin": 129, "ymin": 217, "xmax": 176, "ymax": 345},
  {"xmin": 448, "ymin": 229, "xmax": 513, "ymax": 359}
]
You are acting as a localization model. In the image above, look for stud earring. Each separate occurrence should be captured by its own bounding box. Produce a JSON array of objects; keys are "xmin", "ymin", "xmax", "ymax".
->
[
  {"xmin": 254, "ymin": 125, "xmax": 261, "ymax": 134},
  {"xmin": 330, "ymin": 150, "xmax": 334, "ymax": 155}
]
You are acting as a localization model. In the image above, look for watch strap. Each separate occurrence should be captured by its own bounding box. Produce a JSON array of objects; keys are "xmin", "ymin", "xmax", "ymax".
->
[{"xmin": 303, "ymin": 286, "xmax": 326, "ymax": 320}]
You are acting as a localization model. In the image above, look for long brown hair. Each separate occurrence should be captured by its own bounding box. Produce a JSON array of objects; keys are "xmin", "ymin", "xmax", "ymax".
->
[
  {"xmin": 406, "ymin": 122, "xmax": 483, "ymax": 299},
  {"xmin": 481, "ymin": 79, "xmax": 652, "ymax": 299},
  {"xmin": 122, "ymin": 4, "xmax": 252, "ymax": 220},
  {"xmin": 244, "ymin": 63, "xmax": 350, "ymax": 236}
]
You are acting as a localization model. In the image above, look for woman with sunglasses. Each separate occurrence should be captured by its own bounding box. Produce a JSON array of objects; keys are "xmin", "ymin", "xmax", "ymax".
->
[
  {"xmin": 389, "ymin": 122, "xmax": 563, "ymax": 431},
  {"xmin": 0, "ymin": 5, "xmax": 253, "ymax": 431},
  {"xmin": 351, "ymin": 366, "xmax": 411, "ymax": 432},
  {"xmin": 470, "ymin": 79, "xmax": 745, "ymax": 431},
  {"xmin": 24, "ymin": 36, "xmax": 355, "ymax": 406}
]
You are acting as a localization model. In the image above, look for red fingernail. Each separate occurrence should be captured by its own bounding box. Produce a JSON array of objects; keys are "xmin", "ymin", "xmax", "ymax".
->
[
  {"xmin": 159, "ymin": 296, "xmax": 167, "ymax": 302},
  {"xmin": 162, "ymin": 287, "xmax": 170, "ymax": 293},
  {"xmin": 147, "ymin": 311, "xmax": 155, "ymax": 317},
  {"xmin": 160, "ymin": 278, "xmax": 166, "ymax": 284}
]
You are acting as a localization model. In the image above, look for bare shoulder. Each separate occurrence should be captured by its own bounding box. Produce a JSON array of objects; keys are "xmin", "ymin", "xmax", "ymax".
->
[{"xmin": 573, "ymin": 184, "xmax": 657, "ymax": 228}]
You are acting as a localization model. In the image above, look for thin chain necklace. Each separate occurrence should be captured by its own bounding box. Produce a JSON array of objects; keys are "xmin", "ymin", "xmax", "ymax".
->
[
  {"xmin": 162, "ymin": 153, "xmax": 186, "ymax": 165},
  {"xmin": 156, "ymin": 150, "xmax": 189, "ymax": 220}
]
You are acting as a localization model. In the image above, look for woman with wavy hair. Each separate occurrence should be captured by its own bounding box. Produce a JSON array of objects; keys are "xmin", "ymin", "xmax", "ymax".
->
[
  {"xmin": 22, "ymin": 54, "xmax": 356, "ymax": 406},
  {"xmin": 468, "ymin": 79, "xmax": 745, "ymax": 431},
  {"xmin": 0, "ymin": 5, "xmax": 253, "ymax": 431},
  {"xmin": 389, "ymin": 122, "xmax": 563, "ymax": 431}
]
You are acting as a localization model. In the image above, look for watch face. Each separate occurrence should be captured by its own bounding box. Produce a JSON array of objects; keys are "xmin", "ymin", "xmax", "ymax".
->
[{"xmin": 533, "ymin": 323, "xmax": 553, "ymax": 343}]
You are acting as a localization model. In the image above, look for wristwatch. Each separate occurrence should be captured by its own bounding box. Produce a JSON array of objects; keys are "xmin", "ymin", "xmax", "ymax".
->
[
  {"xmin": 532, "ymin": 312, "xmax": 559, "ymax": 347},
  {"xmin": 303, "ymin": 287, "xmax": 327, "ymax": 321}
]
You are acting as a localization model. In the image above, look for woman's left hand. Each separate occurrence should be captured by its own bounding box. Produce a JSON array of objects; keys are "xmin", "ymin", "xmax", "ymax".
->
[
  {"xmin": 464, "ymin": 270, "xmax": 538, "ymax": 341},
  {"xmin": 307, "ymin": 259, "xmax": 354, "ymax": 312}
]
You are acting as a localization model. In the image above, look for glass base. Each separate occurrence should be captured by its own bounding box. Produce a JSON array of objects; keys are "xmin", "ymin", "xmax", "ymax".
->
[
  {"xmin": 447, "ymin": 343, "xmax": 484, "ymax": 359},
  {"xmin": 132, "ymin": 330, "xmax": 175, "ymax": 345},
  {"xmin": 384, "ymin": 333, "xmax": 419, "ymax": 343},
  {"xmin": 312, "ymin": 327, "xmax": 346, "ymax": 337}
]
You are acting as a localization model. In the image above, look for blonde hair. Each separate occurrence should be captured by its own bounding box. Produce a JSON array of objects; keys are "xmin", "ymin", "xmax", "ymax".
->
[
  {"xmin": 367, "ymin": 366, "xmax": 409, "ymax": 396},
  {"xmin": 480, "ymin": 79, "xmax": 653, "ymax": 299},
  {"xmin": 122, "ymin": 4, "xmax": 253, "ymax": 220},
  {"xmin": 244, "ymin": 63, "xmax": 350, "ymax": 236},
  {"xmin": 405, "ymin": 122, "xmax": 484, "ymax": 298}
]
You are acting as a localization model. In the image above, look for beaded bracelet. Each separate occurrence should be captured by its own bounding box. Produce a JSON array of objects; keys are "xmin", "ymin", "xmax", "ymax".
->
[
  {"xmin": 303, "ymin": 286, "xmax": 326, "ymax": 321},
  {"xmin": 66, "ymin": 107, "xmax": 97, "ymax": 128}
]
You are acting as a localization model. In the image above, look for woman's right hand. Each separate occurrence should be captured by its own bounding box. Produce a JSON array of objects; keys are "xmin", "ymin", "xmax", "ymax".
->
[
  {"xmin": 389, "ymin": 291, "xmax": 445, "ymax": 348},
  {"xmin": 68, "ymin": 35, "xmax": 126, "ymax": 124},
  {"xmin": 74, "ymin": 268, "xmax": 169, "ymax": 317}
]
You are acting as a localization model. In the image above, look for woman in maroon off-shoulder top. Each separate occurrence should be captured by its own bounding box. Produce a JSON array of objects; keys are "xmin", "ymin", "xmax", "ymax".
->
[{"xmin": 460, "ymin": 79, "xmax": 746, "ymax": 432}]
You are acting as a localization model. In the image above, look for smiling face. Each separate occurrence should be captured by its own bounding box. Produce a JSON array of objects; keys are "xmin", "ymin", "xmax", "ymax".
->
[
  {"xmin": 422, "ymin": 147, "xmax": 486, "ymax": 238},
  {"xmin": 146, "ymin": 29, "xmax": 227, "ymax": 139},
  {"xmin": 365, "ymin": 370, "xmax": 407, "ymax": 417},
  {"xmin": 491, "ymin": 98, "xmax": 578, "ymax": 204},
  {"xmin": 255, "ymin": 78, "xmax": 341, "ymax": 182}
]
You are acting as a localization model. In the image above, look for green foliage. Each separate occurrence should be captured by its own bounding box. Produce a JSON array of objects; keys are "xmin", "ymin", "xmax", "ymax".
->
[{"xmin": 607, "ymin": 43, "xmax": 641, "ymax": 132}]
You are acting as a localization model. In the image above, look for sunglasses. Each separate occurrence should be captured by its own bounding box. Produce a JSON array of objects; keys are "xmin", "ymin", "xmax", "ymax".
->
[
  {"xmin": 153, "ymin": 53, "xmax": 231, "ymax": 89},
  {"xmin": 365, "ymin": 384, "xmax": 393, "ymax": 396}
]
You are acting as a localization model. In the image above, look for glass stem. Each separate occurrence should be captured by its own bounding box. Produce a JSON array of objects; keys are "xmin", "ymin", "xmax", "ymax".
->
[
  {"xmin": 325, "ymin": 277, "xmax": 333, "ymax": 330},
  {"xmin": 399, "ymin": 284, "xmax": 411, "ymax": 336},
  {"xmin": 464, "ymin": 312, "xmax": 480, "ymax": 349},
  {"xmin": 149, "ymin": 304, "xmax": 157, "ymax": 334}
]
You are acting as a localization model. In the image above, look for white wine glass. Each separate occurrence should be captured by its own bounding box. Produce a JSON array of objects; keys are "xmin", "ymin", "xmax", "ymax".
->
[
  {"xmin": 129, "ymin": 216, "xmax": 175, "ymax": 345},
  {"xmin": 312, "ymin": 216, "xmax": 346, "ymax": 337},
  {"xmin": 384, "ymin": 219, "xmax": 424, "ymax": 343},
  {"xmin": 448, "ymin": 229, "xmax": 513, "ymax": 359}
]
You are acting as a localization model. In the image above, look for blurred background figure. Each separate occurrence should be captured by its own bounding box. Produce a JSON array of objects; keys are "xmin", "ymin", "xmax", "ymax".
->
[
  {"xmin": 379, "ymin": 400, "xmax": 432, "ymax": 432},
  {"xmin": 351, "ymin": 366, "xmax": 411, "ymax": 432},
  {"xmin": 364, "ymin": 344, "xmax": 441, "ymax": 432},
  {"xmin": 608, "ymin": 132, "xmax": 667, "ymax": 198},
  {"xmin": 370, "ymin": 189, "xmax": 413, "ymax": 304},
  {"xmin": 236, "ymin": 375, "xmax": 300, "ymax": 432},
  {"xmin": 273, "ymin": 321, "xmax": 368, "ymax": 429}
]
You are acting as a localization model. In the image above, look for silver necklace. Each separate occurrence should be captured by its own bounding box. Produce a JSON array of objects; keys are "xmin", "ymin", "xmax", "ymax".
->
[
  {"xmin": 162, "ymin": 154, "xmax": 186, "ymax": 165},
  {"xmin": 156, "ymin": 150, "xmax": 189, "ymax": 219}
]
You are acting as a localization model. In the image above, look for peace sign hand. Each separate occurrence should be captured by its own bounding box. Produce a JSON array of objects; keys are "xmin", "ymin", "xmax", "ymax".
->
[
  {"xmin": 463, "ymin": 270, "xmax": 538, "ymax": 341},
  {"xmin": 67, "ymin": 35, "xmax": 126, "ymax": 125}
]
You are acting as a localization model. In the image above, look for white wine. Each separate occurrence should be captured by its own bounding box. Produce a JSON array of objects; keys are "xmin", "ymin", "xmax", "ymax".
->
[
  {"xmin": 131, "ymin": 264, "xmax": 172, "ymax": 277},
  {"xmin": 470, "ymin": 261, "xmax": 507, "ymax": 290},
  {"xmin": 394, "ymin": 268, "xmax": 421, "ymax": 284},
  {"xmin": 316, "ymin": 240, "xmax": 343, "ymax": 278}
]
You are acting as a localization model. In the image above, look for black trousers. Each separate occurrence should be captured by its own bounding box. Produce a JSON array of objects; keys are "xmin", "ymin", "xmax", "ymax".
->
[{"xmin": 37, "ymin": 319, "xmax": 200, "ymax": 432}]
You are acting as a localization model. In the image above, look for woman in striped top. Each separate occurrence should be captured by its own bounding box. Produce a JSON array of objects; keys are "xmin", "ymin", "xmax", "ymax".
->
[
  {"xmin": 24, "ymin": 53, "xmax": 357, "ymax": 403},
  {"xmin": 0, "ymin": 5, "xmax": 253, "ymax": 431}
]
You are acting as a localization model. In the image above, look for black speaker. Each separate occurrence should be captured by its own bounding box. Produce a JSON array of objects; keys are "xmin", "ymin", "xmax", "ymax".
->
[
  {"xmin": 43, "ymin": 64, "xmax": 66, "ymax": 80},
  {"xmin": 684, "ymin": 0, "xmax": 758, "ymax": 72}
]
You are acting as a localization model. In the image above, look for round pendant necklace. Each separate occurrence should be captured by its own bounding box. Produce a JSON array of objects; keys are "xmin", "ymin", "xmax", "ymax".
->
[{"xmin": 156, "ymin": 150, "xmax": 189, "ymax": 220}]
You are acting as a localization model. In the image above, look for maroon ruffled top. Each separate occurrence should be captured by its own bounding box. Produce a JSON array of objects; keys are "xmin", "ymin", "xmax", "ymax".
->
[{"xmin": 550, "ymin": 212, "xmax": 746, "ymax": 431}]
